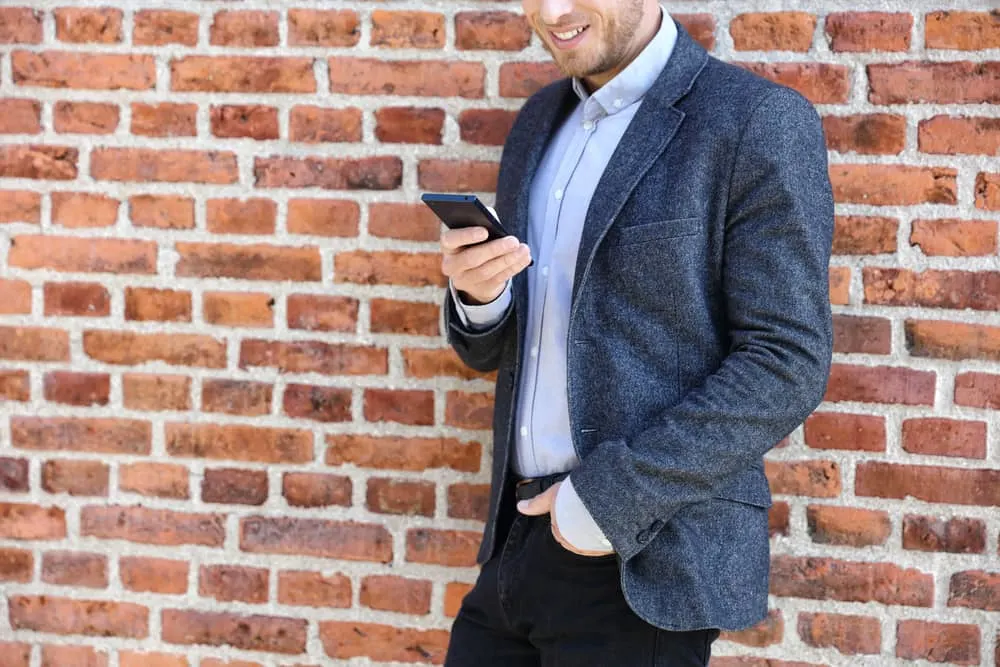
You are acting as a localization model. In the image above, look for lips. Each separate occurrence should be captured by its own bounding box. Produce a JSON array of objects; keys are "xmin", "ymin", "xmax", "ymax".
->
[{"xmin": 548, "ymin": 25, "xmax": 589, "ymax": 49}]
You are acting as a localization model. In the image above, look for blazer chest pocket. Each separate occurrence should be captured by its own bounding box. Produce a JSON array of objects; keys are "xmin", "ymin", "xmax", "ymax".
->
[{"xmin": 610, "ymin": 216, "xmax": 702, "ymax": 246}]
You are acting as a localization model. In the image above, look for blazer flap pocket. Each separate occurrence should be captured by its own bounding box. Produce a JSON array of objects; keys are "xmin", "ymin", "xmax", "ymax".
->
[
  {"xmin": 613, "ymin": 217, "xmax": 701, "ymax": 246},
  {"xmin": 712, "ymin": 471, "xmax": 772, "ymax": 508}
]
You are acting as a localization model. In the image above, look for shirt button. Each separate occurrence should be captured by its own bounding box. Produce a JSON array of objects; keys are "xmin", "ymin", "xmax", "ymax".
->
[
  {"xmin": 614, "ymin": 99, "xmax": 624, "ymax": 109},
  {"xmin": 530, "ymin": 346, "xmax": 538, "ymax": 358},
  {"xmin": 541, "ymin": 266, "xmax": 549, "ymax": 276},
  {"xmin": 554, "ymin": 189, "xmax": 563, "ymax": 201},
  {"xmin": 583, "ymin": 120, "xmax": 594, "ymax": 131},
  {"xmin": 520, "ymin": 426, "xmax": 528, "ymax": 438}
]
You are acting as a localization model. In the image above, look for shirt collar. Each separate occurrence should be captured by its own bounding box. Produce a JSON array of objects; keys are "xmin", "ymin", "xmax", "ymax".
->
[{"xmin": 571, "ymin": 6, "xmax": 678, "ymax": 122}]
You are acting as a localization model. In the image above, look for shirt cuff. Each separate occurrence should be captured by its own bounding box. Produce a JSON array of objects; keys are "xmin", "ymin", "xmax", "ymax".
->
[
  {"xmin": 554, "ymin": 476, "xmax": 614, "ymax": 553},
  {"xmin": 449, "ymin": 280, "xmax": 512, "ymax": 331}
]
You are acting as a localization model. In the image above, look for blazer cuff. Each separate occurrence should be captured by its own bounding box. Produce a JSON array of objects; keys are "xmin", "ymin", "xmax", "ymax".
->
[
  {"xmin": 554, "ymin": 476, "xmax": 614, "ymax": 553},
  {"xmin": 449, "ymin": 280, "xmax": 512, "ymax": 331}
]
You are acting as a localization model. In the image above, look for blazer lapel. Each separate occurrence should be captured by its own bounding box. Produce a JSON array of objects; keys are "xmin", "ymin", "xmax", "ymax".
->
[{"xmin": 571, "ymin": 24, "xmax": 710, "ymax": 306}]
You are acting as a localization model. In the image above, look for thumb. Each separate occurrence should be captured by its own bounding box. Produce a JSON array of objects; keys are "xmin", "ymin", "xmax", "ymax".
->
[{"xmin": 516, "ymin": 484, "xmax": 557, "ymax": 516}]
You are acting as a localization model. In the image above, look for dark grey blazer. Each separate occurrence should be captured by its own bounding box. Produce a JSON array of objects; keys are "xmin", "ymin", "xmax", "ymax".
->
[{"xmin": 446, "ymin": 24, "xmax": 834, "ymax": 632}]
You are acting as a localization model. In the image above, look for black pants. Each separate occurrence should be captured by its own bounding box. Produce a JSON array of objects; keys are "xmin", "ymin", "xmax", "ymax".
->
[{"xmin": 445, "ymin": 510, "xmax": 720, "ymax": 666}]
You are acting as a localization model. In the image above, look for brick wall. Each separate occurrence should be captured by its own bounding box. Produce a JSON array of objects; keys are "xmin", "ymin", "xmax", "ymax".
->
[{"xmin": 0, "ymin": 1, "xmax": 998, "ymax": 665}]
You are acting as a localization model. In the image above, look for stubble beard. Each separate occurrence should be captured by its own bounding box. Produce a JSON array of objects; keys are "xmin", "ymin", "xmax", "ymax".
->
[{"xmin": 542, "ymin": 1, "xmax": 645, "ymax": 80}]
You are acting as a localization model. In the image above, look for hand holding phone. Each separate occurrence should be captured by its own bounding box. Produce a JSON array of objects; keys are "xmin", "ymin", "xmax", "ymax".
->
[{"xmin": 424, "ymin": 193, "xmax": 532, "ymax": 305}]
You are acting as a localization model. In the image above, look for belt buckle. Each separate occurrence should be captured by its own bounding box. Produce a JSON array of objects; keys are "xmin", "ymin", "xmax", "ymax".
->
[{"xmin": 516, "ymin": 478, "xmax": 535, "ymax": 488}]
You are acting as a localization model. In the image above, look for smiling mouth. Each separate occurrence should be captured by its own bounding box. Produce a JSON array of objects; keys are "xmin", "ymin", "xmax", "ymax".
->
[{"xmin": 548, "ymin": 25, "xmax": 590, "ymax": 47}]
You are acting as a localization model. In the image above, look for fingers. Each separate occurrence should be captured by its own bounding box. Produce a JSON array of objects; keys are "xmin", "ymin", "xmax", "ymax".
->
[
  {"xmin": 516, "ymin": 484, "xmax": 558, "ymax": 516},
  {"xmin": 460, "ymin": 243, "xmax": 531, "ymax": 286},
  {"xmin": 440, "ymin": 226, "xmax": 489, "ymax": 253}
]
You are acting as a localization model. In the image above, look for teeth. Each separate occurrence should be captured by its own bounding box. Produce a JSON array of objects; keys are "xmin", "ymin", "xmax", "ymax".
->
[{"xmin": 554, "ymin": 27, "xmax": 584, "ymax": 40}]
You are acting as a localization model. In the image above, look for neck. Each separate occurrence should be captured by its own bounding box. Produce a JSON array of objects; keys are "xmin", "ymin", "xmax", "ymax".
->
[{"xmin": 583, "ymin": 4, "xmax": 662, "ymax": 91}]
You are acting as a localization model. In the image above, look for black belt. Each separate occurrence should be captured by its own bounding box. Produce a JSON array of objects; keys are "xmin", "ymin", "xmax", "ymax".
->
[{"xmin": 515, "ymin": 471, "xmax": 570, "ymax": 502}]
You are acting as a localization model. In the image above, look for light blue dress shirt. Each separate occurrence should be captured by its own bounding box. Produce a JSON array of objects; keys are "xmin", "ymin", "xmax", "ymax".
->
[{"xmin": 452, "ymin": 9, "xmax": 678, "ymax": 552}]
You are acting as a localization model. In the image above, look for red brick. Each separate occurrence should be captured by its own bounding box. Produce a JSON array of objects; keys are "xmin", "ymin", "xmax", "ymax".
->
[
  {"xmin": 119, "ymin": 462, "xmax": 189, "ymax": 499},
  {"xmin": 903, "ymin": 515, "xmax": 986, "ymax": 554},
  {"xmin": 375, "ymin": 107, "xmax": 444, "ymax": 144},
  {"xmin": 330, "ymin": 58, "xmax": 485, "ymax": 98},
  {"xmin": 737, "ymin": 63, "xmax": 850, "ymax": 104},
  {"xmin": 13, "ymin": 417, "xmax": 150, "ymax": 454},
  {"xmin": 42, "ymin": 551, "xmax": 107, "ymax": 588},
  {"xmin": 831, "ymin": 165, "xmax": 957, "ymax": 205},
  {"xmin": 404, "ymin": 348, "xmax": 495, "ymax": 381},
  {"xmin": 129, "ymin": 195, "xmax": 194, "ymax": 230},
  {"xmin": 175, "ymin": 242, "xmax": 320, "ymax": 281},
  {"xmin": 804, "ymin": 412, "xmax": 885, "ymax": 452},
  {"xmin": 122, "ymin": 374, "xmax": 191, "ymax": 412},
  {"xmin": 282, "ymin": 384, "xmax": 352, "ymax": 423},
  {"xmin": 920, "ymin": 116, "xmax": 1000, "ymax": 156},
  {"xmin": 206, "ymin": 198, "xmax": 276, "ymax": 235},
  {"xmin": 0, "ymin": 8, "xmax": 42, "ymax": 44},
  {"xmin": 335, "ymin": 251, "xmax": 444, "ymax": 287},
  {"xmin": 0, "ymin": 503, "xmax": 66, "ymax": 540},
  {"xmin": 241, "ymin": 516, "xmax": 393, "ymax": 563},
  {"xmin": 367, "ymin": 478, "xmax": 435, "ymax": 516},
  {"xmin": 210, "ymin": 105, "xmax": 279, "ymax": 141},
  {"xmin": 948, "ymin": 571, "xmax": 1000, "ymax": 611},
  {"xmin": 134, "ymin": 10, "xmax": 198, "ymax": 46},
  {"xmin": 55, "ymin": 101, "xmax": 121, "ymax": 135},
  {"xmin": 446, "ymin": 391, "xmax": 494, "ymax": 430},
  {"xmin": 255, "ymin": 155, "xmax": 402, "ymax": 191},
  {"xmin": 119, "ymin": 557, "xmax": 188, "ymax": 594},
  {"xmin": 125, "ymin": 288, "xmax": 191, "ymax": 323},
  {"xmin": 41, "ymin": 646, "xmax": 108, "ymax": 667},
  {"xmin": 419, "ymin": 159, "xmax": 499, "ymax": 193},
  {"xmin": 459, "ymin": 109, "xmax": 518, "ymax": 147},
  {"xmin": 370, "ymin": 11, "xmax": 445, "ymax": 49},
  {"xmin": 326, "ymin": 434, "xmax": 481, "ymax": 472},
  {"xmin": 0, "ymin": 280, "xmax": 31, "ymax": 315},
  {"xmin": 0, "ymin": 190, "xmax": 40, "ymax": 223},
  {"xmin": 9, "ymin": 595, "xmax": 148, "ymax": 638},
  {"xmin": 278, "ymin": 571, "xmax": 351, "ymax": 608},
  {"xmin": 161, "ymin": 610, "xmax": 306, "ymax": 654},
  {"xmin": 856, "ymin": 462, "xmax": 1000, "ymax": 507},
  {"xmin": 831, "ymin": 215, "xmax": 897, "ymax": 255},
  {"xmin": 499, "ymin": 62, "xmax": 562, "ymax": 98},
  {"xmin": 926, "ymin": 11, "xmax": 1000, "ymax": 50},
  {"xmin": 42, "ymin": 282, "xmax": 108, "ymax": 317},
  {"xmin": 319, "ymin": 622, "xmax": 449, "ymax": 663},
  {"xmin": 719, "ymin": 610, "xmax": 784, "ymax": 648},
  {"xmin": 370, "ymin": 299, "xmax": 440, "ymax": 336},
  {"xmin": 0, "ymin": 144, "xmax": 77, "ymax": 179},
  {"xmin": 42, "ymin": 459, "xmax": 109, "ymax": 496},
  {"xmin": 51, "ymin": 192, "xmax": 118, "ymax": 228},
  {"xmin": 832, "ymin": 315, "xmax": 891, "ymax": 355},
  {"xmin": 287, "ymin": 199, "xmax": 359, "ymax": 237},
  {"xmin": 977, "ymin": 172, "xmax": 1000, "ymax": 210},
  {"xmin": 770, "ymin": 556, "xmax": 933, "ymax": 606},
  {"xmin": 456, "ymin": 11, "xmax": 532, "ymax": 51},
  {"xmin": 829, "ymin": 266, "xmax": 850, "ymax": 305},
  {"xmin": 0, "ymin": 326, "xmax": 68, "ymax": 361},
  {"xmin": 445, "ymin": 582, "xmax": 473, "ymax": 618},
  {"xmin": 807, "ymin": 505, "xmax": 890, "ymax": 546},
  {"xmin": 287, "ymin": 294, "xmax": 358, "ymax": 333},
  {"xmin": 13, "ymin": 235, "xmax": 155, "ymax": 274},
  {"xmin": 200, "ymin": 565, "xmax": 268, "ymax": 604},
  {"xmin": 82, "ymin": 506, "xmax": 225, "ymax": 547},
  {"xmin": 361, "ymin": 575, "xmax": 432, "ymax": 614},
  {"xmin": 92, "ymin": 148, "xmax": 238, "ymax": 184},
  {"xmin": 406, "ymin": 528, "xmax": 480, "ymax": 567},
  {"xmin": 172, "ymin": 56, "xmax": 315, "ymax": 93},
  {"xmin": 131, "ymin": 102, "xmax": 196, "ymax": 137},
  {"xmin": 282, "ymin": 472, "xmax": 352, "ymax": 508},
  {"xmin": 202, "ymin": 468, "xmax": 268, "ymax": 506},
  {"xmin": 13, "ymin": 51, "xmax": 155, "ymax": 90},
  {"xmin": 0, "ymin": 643, "xmax": 30, "ymax": 667},
  {"xmin": 204, "ymin": 292, "xmax": 273, "ymax": 328},
  {"xmin": 240, "ymin": 339, "xmax": 388, "ymax": 375},
  {"xmin": 55, "ymin": 7, "xmax": 122, "ymax": 44},
  {"xmin": 912, "ymin": 317, "xmax": 1000, "ymax": 367},
  {"xmin": 211, "ymin": 11, "xmax": 278, "ymax": 47},
  {"xmin": 765, "ymin": 460, "xmax": 841, "ymax": 498},
  {"xmin": 368, "ymin": 203, "xmax": 439, "ymax": 242},
  {"xmin": 866, "ymin": 268, "xmax": 1000, "ymax": 311},
  {"xmin": 0, "ymin": 98, "xmax": 40, "ymax": 134},
  {"xmin": 448, "ymin": 483, "xmax": 490, "ymax": 521},
  {"xmin": 119, "ymin": 652, "xmax": 188, "ymax": 667},
  {"xmin": 0, "ymin": 548, "xmax": 33, "ymax": 582},
  {"xmin": 288, "ymin": 10, "xmax": 359, "ymax": 47},
  {"xmin": 825, "ymin": 12, "xmax": 912, "ymax": 52},
  {"xmin": 0, "ymin": 456, "xmax": 30, "ymax": 491},
  {"xmin": 201, "ymin": 379, "xmax": 272, "ymax": 417},
  {"xmin": 911, "ymin": 219, "xmax": 997, "ymax": 256},
  {"xmin": 289, "ymin": 106, "xmax": 361, "ymax": 143},
  {"xmin": 902, "ymin": 417, "xmax": 986, "ymax": 459},
  {"xmin": 364, "ymin": 389, "xmax": 435, "ymax": 426},
  {"xmin": 84, "ymin": 331, "xmax": 225, "ymax": 368},
  {"xmin": 955, "ymin": 372, "xmax": 1000, "ymax": 409},
  {"xmin": 731, "ymin": 12, "xmax": 816, "ymax": 52},
  {"xmin": 869, "ymin": 62, "xmax": 1000, "ymax": 104},
  {"xmin": 799, "ymin": 613, "xmax": 881, "ymax": 655},
  {"xmin": 167, "ymin": 423, "xmax": 312, "ymax": 464},
  {"xmin": 824, "ymin": 364, "xmax": 935, "ymax": 405},
  {"xmin": 897, "ymin": 620, "xmax": 981, "ymax": 664}
]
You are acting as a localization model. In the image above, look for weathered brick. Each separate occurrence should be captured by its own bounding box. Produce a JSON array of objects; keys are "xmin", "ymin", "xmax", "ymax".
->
[
  {"xmin": 55, "ymin": 7, "xmax": 122, "ymax": 44},
  {"xmin": 240, "ymin": 339, "xmax": 387, "ymax": 375},
  {"xmin": 204, "ymin": 292, "xmax": 274, "ymax": 328},
  {"xmin": 319, "ymin": 622, "xmax": 449, "ymax": 663},
  {"xmin": 499, "ymin": 62, "xmax": 562, "ymax": 98},
  {"xmin": 825, "ymin": 12, "xmax": 912, "ymax": 52},
  {"xmin": 175, "ymin": 242, "xmax": 320, "ymax": 281},
  {"xmin": 903, "ymin": 515, "xmax": 986, "ymax": 554},
  {"xmin": 0, "ymin": 503, "xmax": 66, "ymax": 540},
  {"xmin": 459, "ymin": 109, "xmax": 518, "ymax": 146},
  {"xmin": 13, "ymin": 235, "xmax": 154, "ymax": 274},
  {"xmin": 84, "ymin": 331, "xmax": 225, "ymax": 368},
  {"xmin": 210, "ymin": 104, "xmax": 279, "ymax": 140},
  {"xmin": 371, "ymin": 299, "xmax": 440, "ymax": 336},
  {"xmin": 278, "ymin": 571, "xmax": 351, "ymax": 608},
  {"xmin": 53, "ymin": 101, "xmax": 119, "ymax": 135},
  {"xmin": 122, "ymin": 374, "xmax": 191, "ymax": 412},
  {"xmin": 83, "ymin": 506, "xmax": 225, "ymax": 547},
  {"xmin": 288, "ymin": 10, "xmax": 359, "ymax": 47},
  {"xmin": 824, "ymin": 364, "xmax": 935, "ymax": 405},
  {"xmin": 335, "ymin": 251, "xmax": 444, "ymax": 287},
  {"xmin": 911, "ymin": 219, "xmax": 997, "ymax": 256},
  {"xmin": 448, "ymin": 483, "xmax": 490, "ymax": 521},
  {"xmin": 41, "ymin": 645, "xmax": 108, "ymax": 667},
  {"xmin": 119, "ymin": 557, "xmax": 188, "ymax": 594},
  {"xmin": 199, "ymin": 564, "xmax": 269, "ymax": 604},
  {"xmin": 282, "ymin": 384, "xmax": 352, "ymax": 423},
  {"xmin": 13, "ymin": 417, "xmax": 150, "ymax": 455},
  {"xmin": 765, "ymin": 460, "xmax": 841, "ymax": 498},
  {"xmin": 948, "ymin": 571, "xmax": 1000, "ymax": 611},
  {"xmin": 42, "ymin": 551, "xmax": 107, "ymax": 588},
  {"xmin": 829, "ymin": 266, "xmax": 850, "ymax": 305},
  {"xmin": 330, "ymin": 58, "xmax": 485, "ymax": 98},
  {"xmin": 161, "ymin": 610, "xmax": 306, "ymax": 654},
  {"xmin": 807, "ymin": 505, "xmax": 890, "ymax": 546},
  {"xmin": 977, "ymin": 172, "xmax": 1000, "ymax": 210},
  {"xmin": 897, "ymin": 620, "xmax": 980, "ymax": 665},
  {"xmin": 42, "ymin": 282, "xmax": 108, "ymax": 317},
  {"xmin": 364, "ymin": 389, "xmax": 434, "ymax": 426},
  {"xmin": 404, "ymin": 348, "xmax": 495, "ymax": 381},
  {"xmin": 406, "ymin": 528, "xmax": 480, "ymax": 567},
  {"xmin": 0, "ymin": 642, "xmax": 30, "ymax": 667},
  {"xmin": 831, "ymin": 165, "xmax": 957, "ymax": 205},
  {"xmin": 371, "ymin": 11, "xmax": 445, "ymax": 49},
  {"xmin": 134, "ymin": 10, "xmax": 198, "ymax": 46},
  {"xmin": 118, "ymin": 652, "xmax": 188, "ymax": 667},
  {"xmin": 731, "ymin": 12, "xmax": 817, "ymax": 52},
  {"xmin": 42, "ymin": 459, "xmax": 109, "ymax": 496},
  {"xmin": 131, "ymin": 102, "xmax": 196, "ymax": 137},
  {"xmin": 240, "ymin": 516, "xmax": 393, "ymax": 563},
  {"xmin": 737, "ymin": 62, "xmax": 850, "ymax": 103},
  {"xmin": 282, "ymin": 472, "xmax": 352, "ymax": 508},
  {"xmin": 129, "ymin": 194, "xmax": 195, "ymax": 230},
  {"xmin": 290, "ymin": 106, "xmax": 361, "ymax": 143},
  {"xmin": 0, "ymin": 326, "xmax": 69, "ymax": 361},
  {"xmin": 803, "ymin": 412, "xmax": 885, "ymax": 452},
  {"xmin": 13, "ymin": 51, "xmax": 155, "ymax": 90},
  {"xmin": 375, "ymin": 107, "xmax": 445, "ymax": 144},
  {"xmin": 360, "ymin": 575, "xmax": 432, "ymax": 614},
  {"xmin": 287, "ymin": 294, "xmax": 358, "ymax": 333},
  {"xmin": 446, "ymin": 391, "xmax": 494, "ymax": 430},
  {"xmin": 202, "ymin": 468, "xmax": 268, "ymax": 506},
  {"xmin": 0, "ymin": 456, "xmax": 30, "ymax": 491},
  {"xmin": 419, "ymin": 159, "xmax": 499, "ymax": 193},
  {"xmin": 201, "ymin": 379, "xmax": 272, "ymax": 417},
  {"xmin": 9, "ymin": 596, "xmax": 148, "ymax": 637},
  {"xmin": 210, "ymin": 10, "xmax": 279, "ymax": 47},
  {"xmin": 119, "ymin": 462, "xmax": 189, "ymax": 499},
  {"xmin": 0, "ymin": 548, "xmax": 33, "ymax": 582},
  {"xmin": 366, "ymin": 478, "xmax": 435, "ymax": 516},
  {"xmin": 167, "ymin": 423, "xmax": 311, "ymax": 464},
  {"xmin": 92, "ymin": 148, "xmax": 238, "ymax": 184},
  {"xmin": 866, "ymin": 268, "xmax": 1000, "ymax": 311},
  {"xmin": 770, "ymin": 556, "xmax": 934, "ymax": 606},
  {"xmin": 869, "ymin": 61, "xmax": 1000, "ymax": 104},
  {"xmin": 326, "ymin": 434, "xmax": 481, "ymax": 472},
  {"xmin": 125, "ymin": 287, "xmax": 192, "ymax": 322},
  {"xmin": 920, "ymin": 115, "xmax": 1000, "ymax": 156},
  {"xmin": 0, "ymin": 280, "xmax": 30, "ymax": 315},
  {"xmin": 675, "ymin": 14, "xmax": 717, "ymax": 50},
  {"xmin": 0, "ymin": 144, "xmax": 77, "ymax": 179},
  {"xmin": 0, "ymin": 98, "xmax": 41, "ymax": 134},
  {"xmin": 955, "ymin": 372, "xmax": 1000, "ymax": 409},
  {"xmin": 255, "ymin": 155, "xmax": 401, "ymax": 190},
  {"xmin": 926, "ymin": 11, "xmax": 1000, "ymax": 50},
  {"xmin": 856, "ymin": 462, "xmax": 1000, "ymax": 507},
  {"xmin": 721, "ymin": 610, "xmax": 784, "ymax": 648},
  {"xmin": 901, "ymin": 417, "xmax": 987, "ymax": 458},
  {"xmin": 0, "ymin": 8, "xmax": 42, "ymax": 44},
  {"xmin": 833, "ymin": 314, "xmax": 891, "ymax": 355},
  {"xmin": 0, "ymin": 190, "xmax": 41, "ymax": 223},
  {"xmin": 444, "ymin": 582, "xmax": 473, "ymax": 618},
  {"xmin": 287, "ymin": 199, "xmax": 359, "ymax": 237},
  {"xmin": 171, "ymin": 56, "xmax": 316, "ymax": 93},
  {"xmin": 456, "ymin": 11, "xmax": 532, "ymax": 51},
  {"xmin": 52, "ymin": 192, "xmax": 119, "ymax": 228},
  {"xmin": 798, "ymin": 613, "xmax": 882, "ymax": 655}
]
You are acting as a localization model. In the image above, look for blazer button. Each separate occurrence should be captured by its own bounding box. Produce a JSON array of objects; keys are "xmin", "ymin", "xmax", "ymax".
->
[
  {"xmin": 636, "ymin": 529, "xmax": 651, "ymax": 545},
  {"xmin": 650, "ymin": 520, "xmax": 664, "ymax": 532}
]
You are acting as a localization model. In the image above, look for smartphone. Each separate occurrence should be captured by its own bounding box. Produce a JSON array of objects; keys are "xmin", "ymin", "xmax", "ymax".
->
[{"xmin": 420, "ymin": 193, "xmax": 511, "ymax": 241}]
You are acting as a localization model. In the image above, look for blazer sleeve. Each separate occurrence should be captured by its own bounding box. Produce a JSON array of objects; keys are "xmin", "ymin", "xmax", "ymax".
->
[
  {"xmin": 444, "ymin": 283, "xmax": 515, "ymax": 373},
  {"xmin": 569, "ymin": 87, "xmax": 835, "ymax": 561}
]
